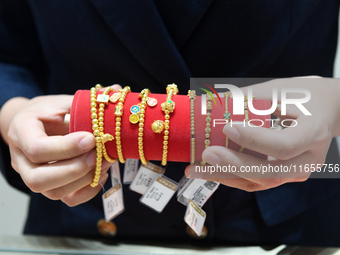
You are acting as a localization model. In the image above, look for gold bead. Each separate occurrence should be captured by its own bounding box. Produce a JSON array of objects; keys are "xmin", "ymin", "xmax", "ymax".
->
[{"xmin": 91, "ymin": 113, "xmax": 98, "ymax": 119}]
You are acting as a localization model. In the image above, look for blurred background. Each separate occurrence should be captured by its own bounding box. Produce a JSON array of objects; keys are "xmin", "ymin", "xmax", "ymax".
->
[{"xmin": 1, "ymin": 15, "xmax": 340, "ymax": 237}]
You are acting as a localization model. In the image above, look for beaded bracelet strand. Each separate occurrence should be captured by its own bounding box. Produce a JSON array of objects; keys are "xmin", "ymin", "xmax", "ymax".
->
[
  {"xmin": 138, "ymin": 88, "xmax": 150, "ymax": 165},
  {"xmin": 160, "ymin": 84, "xmax": 178, "ymax": 166},
  {"xmin": 200, "ymin": 94, "xmax": 212, "ymax": 165},
  {"xmin": 114, "ymin": 86, "xmax": 131, "ymax": 163},
  {"xmin": 224, "ymin": 92, "xmax": 230, "ymax": 148},
  {"xmin": 188, "ymin": 90, "xmax": 196, "ymax": 164},
  {"xmin": 90, "ymin": 84, "xmax": 115, "ymax": 188}
]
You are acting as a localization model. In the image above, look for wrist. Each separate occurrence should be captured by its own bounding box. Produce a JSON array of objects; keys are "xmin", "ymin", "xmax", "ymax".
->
[{"xmin": 0, "ymin": 97, "xmax": 29, "ymax": 144}]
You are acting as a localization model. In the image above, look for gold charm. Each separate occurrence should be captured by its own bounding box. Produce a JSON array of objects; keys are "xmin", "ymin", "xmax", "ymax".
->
[
  {"xmin": 147, "ymin": 97, "xmax": 158, "ymax": 107},
  {"xmin": 129, "ymin": 113, "xmax": 140, "ymax": 124},
  {"xmin": 151, "ymin": 120, "xmax": 164, "ymax": 133},
  {"xmin": 161, "ymin": 100, "xmax": 175, "ymax": 112},
  {"xmin": 101, "ymin": 133, "xmax": 114, "ymax": 143},
  {"xmin": 115, "ymin": 104, "xmax": 123, "ymax": 116},
  {"xmin": 130, "ymin": 105, "xmax": 140, "ymax": 114},
  {"xmin": 97, "ymin": 94, "xmax": 109, "ymax": 104},
  {"xmin": 109, "ymin": 92, "xmax": 121, "ymax": 103}
]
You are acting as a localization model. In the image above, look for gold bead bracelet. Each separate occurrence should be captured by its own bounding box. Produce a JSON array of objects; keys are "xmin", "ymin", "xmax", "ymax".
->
[
  {"xmin": 200, "ymin": 94, "xmax": 212, "ymax": 165},
  {"xmin": 188, "ymin": 90, "xmax": 196, "ymax": 164},
  {"xmin": 160, "ymin": 83, "xmax": 178, "ymax": 166},
  {"xmin": 90, "ymin": 84, "xmax": 115, "ymax": 188},
  {"xmin": 137, "ymin": 89, "xmax": 150, "ymax": 165},
  {"xmin": 114, "ymin": 86, "xmax": 131, "ymax": 163}
]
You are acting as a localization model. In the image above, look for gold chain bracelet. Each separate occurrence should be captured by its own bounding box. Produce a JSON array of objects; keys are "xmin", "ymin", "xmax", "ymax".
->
[
  {"xmin": 90, "ymin": 84, "xmax": 115, "ymax": 188},
  {"xmin": 138, "ymin": 89, "xmax": 150, "ymax": 165}
]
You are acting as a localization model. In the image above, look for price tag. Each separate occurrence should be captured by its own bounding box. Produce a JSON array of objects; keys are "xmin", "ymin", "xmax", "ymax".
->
[
  {"xmin": 102, "ymin": 183, "xmax": 124, "ymax": 222},
  {"xmin": 110, "ymin": 160, "xmax": 121, "ymax": 187},
  {"xmin": 140, "ymin": 176, "xmax": 178, "ymax": 213},
  {"xmin": 177, "ymin": 176, "xmax": 219, "ymax": 207},
  {"xmin": 184, "ymin": 200, "xmax": 206, "ymax": 237},
  {"xmin": 130, "ymin": 162, "xmax": 165, "ymax": 195},
  {"xmin": 123, "ymin": 159, "xmax": 139, "ymax": 184}
]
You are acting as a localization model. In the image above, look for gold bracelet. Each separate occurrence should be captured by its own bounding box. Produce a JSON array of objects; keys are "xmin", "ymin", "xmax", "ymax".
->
[
  {"xmin": 138, "ymin": 89, "xmax": 150, "ymax": 165},
  {"xmin": 114, "ymin": 86, "xmax": 131, "ymax": 163},
  {"xmin": 200, "ymin": 94, "xmax": 212, "ymax": 165},
  {"xmin": 90, "ymin": 84, "xmax": 115, "ymax": 188},
  {"xmin": 160, "ymin": 83, "xmax": 178, "ymax": 166},
  {"xmin": 224, "ymin": 92, "xmax": 230, "ymax": 148},
  {"xmin": 239, "ymin": 96, "xmax": 248, "ymax": 153},
  {"xmin": 188, "ymin": 90, "xmax": 196, "ymax": 164}
]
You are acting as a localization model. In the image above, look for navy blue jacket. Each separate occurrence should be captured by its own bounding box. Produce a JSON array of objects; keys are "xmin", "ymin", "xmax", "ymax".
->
[{"xmin": 1, "ymin": 0, "xmax": 340, "ymax": 246}]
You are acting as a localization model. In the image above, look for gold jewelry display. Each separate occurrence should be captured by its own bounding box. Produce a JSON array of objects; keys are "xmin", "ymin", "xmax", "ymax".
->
[
  {"xmin": 114, "ymin": 86, "xmax": 131, "ymax": 163},
  {"xmin": 239, "ymin": 96, "xmax": 249, "ymax": 153},
  {"xmin": 90, "ymin": 84, "xmax": 115, "ymax": 188},
  {"xmin": 188, "ymin": 90, "xmax": 196, "ymax": 164},
  {"xmin": 137, "ymin": 89, "xmax": 150, "ymax": 165},
  {"xmin": 224, "ymin": 92, "xmax": 230, "ymax": 148},
  {"xmin": 160, "ymin": 83, "xmax": 178, "ymax": 166},
  {"xmin": 200, "ymin": 94, "xmax": 212, "ymax": 165}
]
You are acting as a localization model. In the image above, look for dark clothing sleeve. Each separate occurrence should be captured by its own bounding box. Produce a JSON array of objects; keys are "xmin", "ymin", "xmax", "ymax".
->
[{"xmin": 0, "ymin": 0, "xmax": 47, "ymax": 193}]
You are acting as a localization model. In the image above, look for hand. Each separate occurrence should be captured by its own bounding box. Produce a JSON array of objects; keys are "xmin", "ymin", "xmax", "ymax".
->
[
  {"xmin": 186, "ymin": 77, "xmax": 340, "ymax": 191},
  {"xmin": 0, "ymin": 85, "xmax": 121, "ymax": 206}
]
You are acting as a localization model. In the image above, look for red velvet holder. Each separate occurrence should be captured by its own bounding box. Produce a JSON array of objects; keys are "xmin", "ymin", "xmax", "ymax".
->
[{"xmin": 70, "ymin": 90, "xmax": 271, "ymax": 163}]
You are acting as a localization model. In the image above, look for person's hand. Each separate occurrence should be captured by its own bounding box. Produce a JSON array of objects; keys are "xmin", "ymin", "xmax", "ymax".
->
[
  {"xmin": 186, "ymin": 77, "xmax": 340, "ymax": 191},
  {"xmin": 0, "ymin": 85, "xmax": 121, "ymax": 206}
]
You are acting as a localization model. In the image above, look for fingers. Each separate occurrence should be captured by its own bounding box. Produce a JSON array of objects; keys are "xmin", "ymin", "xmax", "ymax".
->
[
  {"xmin": 10, "ymin": 145, "xmax": 111, "ymax": 192},
  {"xmin": 61, "ymin": 173, "xmax": 109, "ymax": 207},
  {"xmin": 194, "ymin": 146, "xmax": 314, "ymax": 188},
  {"xmin": 21, "ymin": 131, "xmax": 96, "ymax": 163},
  {"xmin": 222, "ymin": 115, "xmax": 325, "ymax": 160},
  {"xmin": 43, "ymin": 168, "xmax": 110, "ymax": 202}
]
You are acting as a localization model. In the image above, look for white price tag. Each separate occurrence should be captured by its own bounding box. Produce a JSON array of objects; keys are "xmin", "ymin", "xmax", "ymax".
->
[
  {"xmin": 177, "ymin": 176, "xmax": 219, "ymax": 207},
  {"xmin": 102, "ymin": 183, "xmax": 124, "ymax": 222},
  {"xmin": 110, "ymin": 160, "xmax": 121, "ymax": 187},
  {"xmin": 140, "ymin": 176, "xmax": 178, "ymax": 213},
  {"xmin": 184, "ymin": 200, "xmax": 206, "ymax": 237},
  {"xmin": 130, "ymin": 162, "xmax": 165, "ymax": 195},
  {"xmin": 123, "ymin": 159, "xmax": 139, "ymax": 184}
]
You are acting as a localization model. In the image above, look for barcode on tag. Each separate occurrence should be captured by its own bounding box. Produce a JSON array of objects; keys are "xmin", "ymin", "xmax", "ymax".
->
[
  {"xmin": 102, "ymin": 184, "xmax": 124, "ymax": 222},
  {"xmin": 184, "ymin": 200, "xmax": 206, "ymax": 236},
  {"xmin": 140, "ymin": 176, "xmax": 178, "ymax": 213},
  {"xmin": 110, "ymin": 160, "xmax": 121, "ymax": 187},
  {"xmin": 177, "ymin": 178, "xmax": 219, "ymax": 207},
  {"xmin": 204, "ymin": 181, "xmax": 218, "ymax": 191},
  {"xmin": 129, "ymin": 162, "xmax": 165, "ymax": 195},
  {"xmin": 123, "ymin": 159, "xmax": 139, "ymax": 184}
]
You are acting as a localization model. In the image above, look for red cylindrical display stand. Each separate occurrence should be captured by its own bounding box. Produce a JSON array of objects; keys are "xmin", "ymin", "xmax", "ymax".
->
[{"xmin": 69, "ymin": 89, "xmax": 271, "ymax": 163}]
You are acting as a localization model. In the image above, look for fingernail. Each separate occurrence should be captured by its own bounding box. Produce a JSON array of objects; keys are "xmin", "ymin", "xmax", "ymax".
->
[
  {"xmin": 86, "ymin": 151, "xmax": 96, "ymax": 167},
  {"xmin": 79, "ymin": 134, "xmax": 95, "ymax": 151},
  {"xmin": 223, "ymin": 125, "xmax": 240, "ymax": 140},
  {"xmin": 101, "ymin": 160, "xmax": 112, "ymax": 170},
  {"xmin": 99, "ymin": 173, "xmax": 108, "ymax": 185},
  {"xmin": 202, "ymin": 151, "xmax": 221, "ymax": 165}
]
